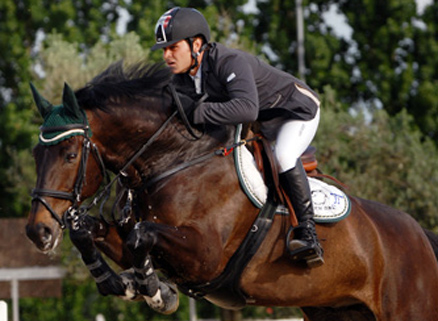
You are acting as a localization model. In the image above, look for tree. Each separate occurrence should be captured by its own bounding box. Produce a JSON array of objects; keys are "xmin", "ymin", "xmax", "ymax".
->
[
  {"xmin": 315, "ymin": 85, "xmax": 438, "ymax": 229},
  {"xmin": 408, "ymin": 1, "xmax": 438, "ymax": 139},
  {"xmin": 309, "ymin": 0, "xmax": 438, "ymax": 141}
]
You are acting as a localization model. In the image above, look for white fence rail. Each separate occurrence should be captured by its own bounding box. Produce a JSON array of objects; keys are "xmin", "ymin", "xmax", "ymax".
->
[{"xmin": 0, "ymin": 267, "xmax": 65, "ymax": 321}]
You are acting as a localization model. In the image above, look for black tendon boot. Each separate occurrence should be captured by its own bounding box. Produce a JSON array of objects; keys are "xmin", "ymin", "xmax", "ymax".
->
[{"xmin": 280, "ymin": 160, "xmax": 324, "ymax": 267}]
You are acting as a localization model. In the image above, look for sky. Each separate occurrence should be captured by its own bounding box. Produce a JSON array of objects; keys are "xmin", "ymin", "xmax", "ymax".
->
[
  {"xmin": 416, "ymin": 0, "xmax": 433, "ymax": 13},
  {"xmin": 322, "ymin": 0, "xmax": 433, "ymax": 40}
]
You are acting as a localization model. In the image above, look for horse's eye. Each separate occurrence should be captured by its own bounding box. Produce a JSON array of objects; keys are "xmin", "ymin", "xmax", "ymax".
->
[{"xmin": 66, "ymin": 153, "xmax": 78, "ymax": 162}]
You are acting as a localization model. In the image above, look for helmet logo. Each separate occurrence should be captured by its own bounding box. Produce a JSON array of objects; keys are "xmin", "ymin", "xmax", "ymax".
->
[
  {"xmin": 163, "ymin": 16, "xmax": 171, "ymax": 29},
  {"xmin": 155, "ymin": 17, "xmax": 171, "ymax": 43},
  {"xmin": 155, "ymin": 8, "xmax": 178, "ymax": 44}
]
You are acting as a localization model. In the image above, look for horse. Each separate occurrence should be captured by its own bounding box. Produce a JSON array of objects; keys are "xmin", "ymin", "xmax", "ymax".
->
[{"xmin": 26, "ymin": 61, "xmax": 438, "ymax": 321}]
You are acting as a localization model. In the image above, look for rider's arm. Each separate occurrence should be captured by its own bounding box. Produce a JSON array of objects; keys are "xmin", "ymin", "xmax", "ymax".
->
[{"xmin": 193, "ymin": 52, "xmax": 259, "ymax": 125}]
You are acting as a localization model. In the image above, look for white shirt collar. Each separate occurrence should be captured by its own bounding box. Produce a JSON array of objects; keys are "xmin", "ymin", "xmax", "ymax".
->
[
  {"xmin": 189, "ymin": 64, "xmax": 202, "ymax": 80},
  {"xmin": 189, "ymin": 65, "xmax": 202, "ymax": 94}
]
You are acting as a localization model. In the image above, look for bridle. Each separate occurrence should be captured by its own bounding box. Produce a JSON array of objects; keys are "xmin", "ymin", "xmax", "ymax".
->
[{"xmin": 31, "ymin": 123, "xmax": 106, "ymax": 229}]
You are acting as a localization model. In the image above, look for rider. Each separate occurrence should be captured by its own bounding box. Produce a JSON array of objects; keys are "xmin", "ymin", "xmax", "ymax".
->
[{"xmin": 151, "ymin": 7, "xmax": 324, "ymax": 267}]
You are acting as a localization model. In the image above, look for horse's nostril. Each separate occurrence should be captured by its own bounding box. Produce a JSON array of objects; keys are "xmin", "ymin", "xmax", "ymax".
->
[
  {"xmin": 26, "ymin": 222, "xmax": 53, "ymax": 246},
  {"xmin": 39, "ymin": 225, "xmax": 52, "ymax": 243}
]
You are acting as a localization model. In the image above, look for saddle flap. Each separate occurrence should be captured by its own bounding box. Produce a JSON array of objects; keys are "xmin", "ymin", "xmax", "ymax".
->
[{"xmin": 251, "ymin": 137, "xmax": 284, "ymax": 205}]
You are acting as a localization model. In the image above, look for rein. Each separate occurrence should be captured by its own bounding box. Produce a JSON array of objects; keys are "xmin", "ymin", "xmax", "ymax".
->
[{"xmin": 85, "ymin": 83, "xmax": 204, "ymax": 203}]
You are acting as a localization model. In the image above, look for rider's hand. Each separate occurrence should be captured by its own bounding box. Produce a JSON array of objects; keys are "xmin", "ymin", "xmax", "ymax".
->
[
  {"xmin": 175, "ymin": 91, "xmax": 208, "ymax": 124},
  {"xmin": 178, "ymin": 93, "xmax": 196, "ymax": 115},
  {"xmin": 176, "ymin": 93, "xmax": 202, "ymax": 124}
]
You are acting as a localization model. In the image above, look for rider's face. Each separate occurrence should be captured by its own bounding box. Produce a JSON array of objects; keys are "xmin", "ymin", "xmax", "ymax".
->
[{"xmin": 163, "ymin": 40, "xmax": 193, "ymax": 74}]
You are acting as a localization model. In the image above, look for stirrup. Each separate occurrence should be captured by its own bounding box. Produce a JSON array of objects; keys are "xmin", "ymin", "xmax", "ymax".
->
[{"xmin": 286, "ymin": 225, "xmax": 325, "ymax": 268}]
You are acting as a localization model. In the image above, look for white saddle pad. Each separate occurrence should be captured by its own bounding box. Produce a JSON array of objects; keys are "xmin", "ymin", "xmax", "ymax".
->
[{"xmin": 234, "ymin": 131, "xmax": 350, "ymax": 223}]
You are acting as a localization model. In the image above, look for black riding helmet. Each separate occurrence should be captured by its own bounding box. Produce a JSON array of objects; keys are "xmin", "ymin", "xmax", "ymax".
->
[
  {"xmin": 152, "ymin": 7, "xmax": 210, "ymax": 71},
  {"xmin": 151, "ymin": 7, "xmax": 210, "ymax": 50}
]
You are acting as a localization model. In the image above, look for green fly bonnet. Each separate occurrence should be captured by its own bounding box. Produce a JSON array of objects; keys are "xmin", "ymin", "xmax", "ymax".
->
[{"xmin": 30, "ymin": 83, "xmax": 92, "ymax": 145}]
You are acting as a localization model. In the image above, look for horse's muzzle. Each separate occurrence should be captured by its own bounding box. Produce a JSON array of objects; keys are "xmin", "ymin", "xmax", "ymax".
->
[{"xmin": 26, "ymin": 222, "xmax": 61, "ymax": 252}]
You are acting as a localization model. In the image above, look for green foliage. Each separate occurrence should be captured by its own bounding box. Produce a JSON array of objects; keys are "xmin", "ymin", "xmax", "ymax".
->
[
  {"xmin": 408, "ymin": 1, "xmax": 438, "ymax": 139},
  {"xmin": 0, "ymin": 100, "xmax": 39, "ymax": 217},
  {"xmin": 310, "ymin": 0, "xmax": 438, "ymax": 140},
  {"xmin": 38, "ymin": 32, "xmax": 150, "ymax": 102}
]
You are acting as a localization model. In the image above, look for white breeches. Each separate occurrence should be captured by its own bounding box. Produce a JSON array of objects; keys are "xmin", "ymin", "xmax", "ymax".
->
[{"xmin": 274, "ymin": 108, "xmax": 320, "ymax": 173}]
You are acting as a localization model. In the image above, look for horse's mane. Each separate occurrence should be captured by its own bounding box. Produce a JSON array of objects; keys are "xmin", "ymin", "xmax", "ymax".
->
[{"xmin": 75, "ymin": 60, "xmax": 172, "ymax": 110}]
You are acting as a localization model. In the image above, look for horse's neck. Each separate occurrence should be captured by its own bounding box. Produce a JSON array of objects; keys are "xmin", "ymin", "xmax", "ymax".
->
[
  {"xmin": 142, "ymin": 124, "xmax": 234, "ymax": 183},
  {"xmin": 144, "ymin": 126, "xmax": 255, "ymax": 225}
]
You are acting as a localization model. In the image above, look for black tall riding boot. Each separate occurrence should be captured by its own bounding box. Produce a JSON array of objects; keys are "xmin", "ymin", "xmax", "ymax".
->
[{"xmin": 280, "ymin": 160, "xmax": 324, "ymax": 267}]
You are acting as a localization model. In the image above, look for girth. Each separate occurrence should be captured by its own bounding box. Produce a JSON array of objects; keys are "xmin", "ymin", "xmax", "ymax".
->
[{"xmin": 178, "ymin": 192, "xmax": 278, "ymax": 309}]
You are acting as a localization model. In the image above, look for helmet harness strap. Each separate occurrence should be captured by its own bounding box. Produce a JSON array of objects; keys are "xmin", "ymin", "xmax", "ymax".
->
[{"xmin": 186, "ymin": 37, "xmax": 208, "ymax": 72}]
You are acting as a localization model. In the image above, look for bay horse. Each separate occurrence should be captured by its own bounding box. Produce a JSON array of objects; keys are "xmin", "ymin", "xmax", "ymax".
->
[{"xmin": 26, "ymin": 61, "xmax": 438, "ymax": 321}]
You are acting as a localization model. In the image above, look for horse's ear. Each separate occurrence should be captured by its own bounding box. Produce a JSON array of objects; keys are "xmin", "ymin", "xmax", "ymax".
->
[
  {"xmin": 62, "ymin": 83, "xmax": 83, "ymax": 121},
  {"xmin": 30, "ymin": 82, "xmax": 53, "ymax": 119}
]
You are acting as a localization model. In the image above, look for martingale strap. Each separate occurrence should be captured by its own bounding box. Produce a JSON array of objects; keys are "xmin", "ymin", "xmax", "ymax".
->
[{"xmin": 178, "ymin": 190, "xmax": 278, "ymax": 309}]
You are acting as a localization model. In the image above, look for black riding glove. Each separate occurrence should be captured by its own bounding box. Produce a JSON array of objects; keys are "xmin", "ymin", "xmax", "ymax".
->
[
  {"xmin": 176, "ymin": 92, "xmax": 208, "ymax": 124},
  {"xmin": 178, "ymin": 93, "xmax": 197, "ymax": 118}
]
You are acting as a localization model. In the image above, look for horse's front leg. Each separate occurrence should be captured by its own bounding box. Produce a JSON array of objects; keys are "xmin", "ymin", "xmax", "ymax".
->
[
  {"xmin": 126, "ymin": 222, "xmax": 179, "ymax": 314},
  {"xmin": 68, "ymin": 214, "xmax": 137, "ymax": 300}
]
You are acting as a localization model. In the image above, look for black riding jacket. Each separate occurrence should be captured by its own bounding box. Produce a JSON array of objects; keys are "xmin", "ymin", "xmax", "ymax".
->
[{"xmin": 173, "ymin": 42, "xmax": 319, "ymax": 129}]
